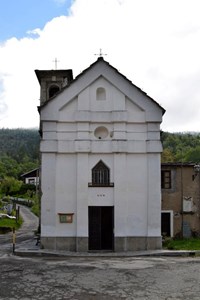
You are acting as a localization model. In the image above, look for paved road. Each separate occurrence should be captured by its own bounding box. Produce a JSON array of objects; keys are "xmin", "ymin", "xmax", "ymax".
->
[
  {"xmin": 0, "ymin": 254, "xmax": 200, "ymax": 299},
  {"xmin": 0, "ymin": 205, "xmax": 38, "ymax": 253}
]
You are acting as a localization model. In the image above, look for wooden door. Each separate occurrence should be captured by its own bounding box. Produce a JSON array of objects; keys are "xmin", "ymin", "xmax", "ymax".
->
[
  {"xmin": 161, "ymin": 212, "xmax": 171, "ymax": 237},
  {"xmin": 88, "ymin": 206, "xmax": 114, "ymax": 250}
]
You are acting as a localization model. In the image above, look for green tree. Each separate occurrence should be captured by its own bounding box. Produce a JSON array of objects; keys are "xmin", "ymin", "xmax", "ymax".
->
[
  {"xmin": 161, "ymin": 131, "xmax": 200, "ymax": 163},
  {"xmin": 0, "ymin": 155, "xmax": 20, "ymax": 178},
  {"xmin": 184, "ymin": 146, "xmax": 200, "ymax": 163},
  {"xmin": 161, "ymin": 148, "xmax": 175, "ymax": 162},
  {"xmin": 0, "ymin": 176, "xmax": 23, "ymax": 196}
]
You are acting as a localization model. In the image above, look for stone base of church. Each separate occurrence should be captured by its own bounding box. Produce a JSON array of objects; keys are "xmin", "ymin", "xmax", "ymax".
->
[
  {"xmin": 114, "ymin": 236, "xmax": 162, "ymax": 251},
  {"xmin": 41, "ymin": 236, "xmax": 162, "ymax": 252},
  {"xmin": 41, "ymin": 237, "xmax": 77, "ymax": 251},
  {"xmin": 40, "ymin": 237, "xmax": 89, "ymax": 252}
]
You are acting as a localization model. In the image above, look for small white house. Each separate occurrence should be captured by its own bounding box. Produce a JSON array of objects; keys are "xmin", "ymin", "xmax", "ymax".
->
[
  {"xmin": 36, "ymin": 57, "xmax": 165, "ymax": 252},
  {"xmin": 21, "ymin": 168, "xmax": 39, "ymax": 186}
]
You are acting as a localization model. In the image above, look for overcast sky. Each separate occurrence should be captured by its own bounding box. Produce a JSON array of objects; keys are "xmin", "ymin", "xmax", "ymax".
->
[{"xmin": 0, "ymin": 0, "xmax": 200, "ymax": 132}]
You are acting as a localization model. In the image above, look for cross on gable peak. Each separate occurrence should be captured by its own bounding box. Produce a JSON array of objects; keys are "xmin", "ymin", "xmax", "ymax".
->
[{"xmin": 94, "ymin": 48, "xmax": 107, "ymax": 58}]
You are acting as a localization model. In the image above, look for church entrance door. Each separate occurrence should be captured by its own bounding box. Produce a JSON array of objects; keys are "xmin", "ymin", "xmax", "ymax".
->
[{"xmin": 88, "ymin": 206, "xmax": 114, "ymax": 251}]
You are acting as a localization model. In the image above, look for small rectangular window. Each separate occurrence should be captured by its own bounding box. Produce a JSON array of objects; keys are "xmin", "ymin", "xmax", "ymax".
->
[
  {"xmin": 28, "ymin": 178, "xmax": 35, "ymax": 184},
  {"xmin": 161, "ymin": 170, "xmax": 171, "ymax": 189}
]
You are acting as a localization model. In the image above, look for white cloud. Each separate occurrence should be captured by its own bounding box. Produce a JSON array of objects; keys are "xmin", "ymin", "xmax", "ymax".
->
[{"xmin": 1, "ymin": 0, "xmax": 200, "ymax": 131}]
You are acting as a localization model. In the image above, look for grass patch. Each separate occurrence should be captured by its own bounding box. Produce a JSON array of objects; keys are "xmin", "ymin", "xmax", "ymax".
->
[
  {"xmin": 163, "ymin": 238, "xmax": 200, "ymax": 250},
  {"xmin": 0, "ymin": 216, "xmax": 23, "ymax": 232}
]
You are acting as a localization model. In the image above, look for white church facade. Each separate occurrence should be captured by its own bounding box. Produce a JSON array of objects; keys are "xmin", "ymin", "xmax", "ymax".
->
[{"xmin": 36, "ymin": 57, "xmax": 165, "ymax": 252}]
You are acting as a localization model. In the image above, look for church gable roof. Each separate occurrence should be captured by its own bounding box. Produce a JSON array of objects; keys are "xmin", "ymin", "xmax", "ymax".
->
[
  {"xmin": 75, "ymin": 57, "xmax": 164, "ymax": 112},
  {"xmin": 38, "ymin": 57, "xmax": 165, "ymax": 117}
]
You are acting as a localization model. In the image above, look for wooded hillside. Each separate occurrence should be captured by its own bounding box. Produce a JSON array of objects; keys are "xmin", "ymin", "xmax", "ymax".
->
[
  {"xmin": 0, "ymin": 128, "xmax": 40, "ymax": 179},
  {"xmin": 0, "ymin": 129, "xmax": 200, "ymax": 180},
  {"xmin": 161, "ymin": 131, "xmax": 200, "ymax": 163}
]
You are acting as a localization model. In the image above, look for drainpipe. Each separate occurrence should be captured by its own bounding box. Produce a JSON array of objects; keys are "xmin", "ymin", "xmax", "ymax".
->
[
  {"xmin": 193, "ymin": 164, "xmax": 200, "ymax": 235},
  {"xmin": 181, "ymin": 163, "xmax": 184, "ymax": 238}
]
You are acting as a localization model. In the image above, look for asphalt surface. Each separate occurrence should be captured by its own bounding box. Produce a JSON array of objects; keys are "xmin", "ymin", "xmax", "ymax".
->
[
  {"xmin": 1, "ymin": 251, "xmax": 200, "ymax": 299},
  {"xmin": 1, "ymin": 206, "xmax": 200, "ymax": 299}
]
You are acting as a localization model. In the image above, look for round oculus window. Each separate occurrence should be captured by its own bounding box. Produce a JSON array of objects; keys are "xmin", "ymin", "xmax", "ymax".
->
[{"xmin": 94, "ymin": 126, "xmax": 109, "ymax": 139}]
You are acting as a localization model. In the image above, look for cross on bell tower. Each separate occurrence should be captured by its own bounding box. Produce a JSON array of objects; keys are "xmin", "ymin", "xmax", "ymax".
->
[{"xmin": 52, "ymin": 58, "xmax": 60, "ymax": 70}]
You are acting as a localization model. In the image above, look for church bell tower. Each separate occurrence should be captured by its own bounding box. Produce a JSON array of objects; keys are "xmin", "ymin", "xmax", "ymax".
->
[{"xmin": 35, "ymin": 68, "xmax": 73, "ymax": 105}]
